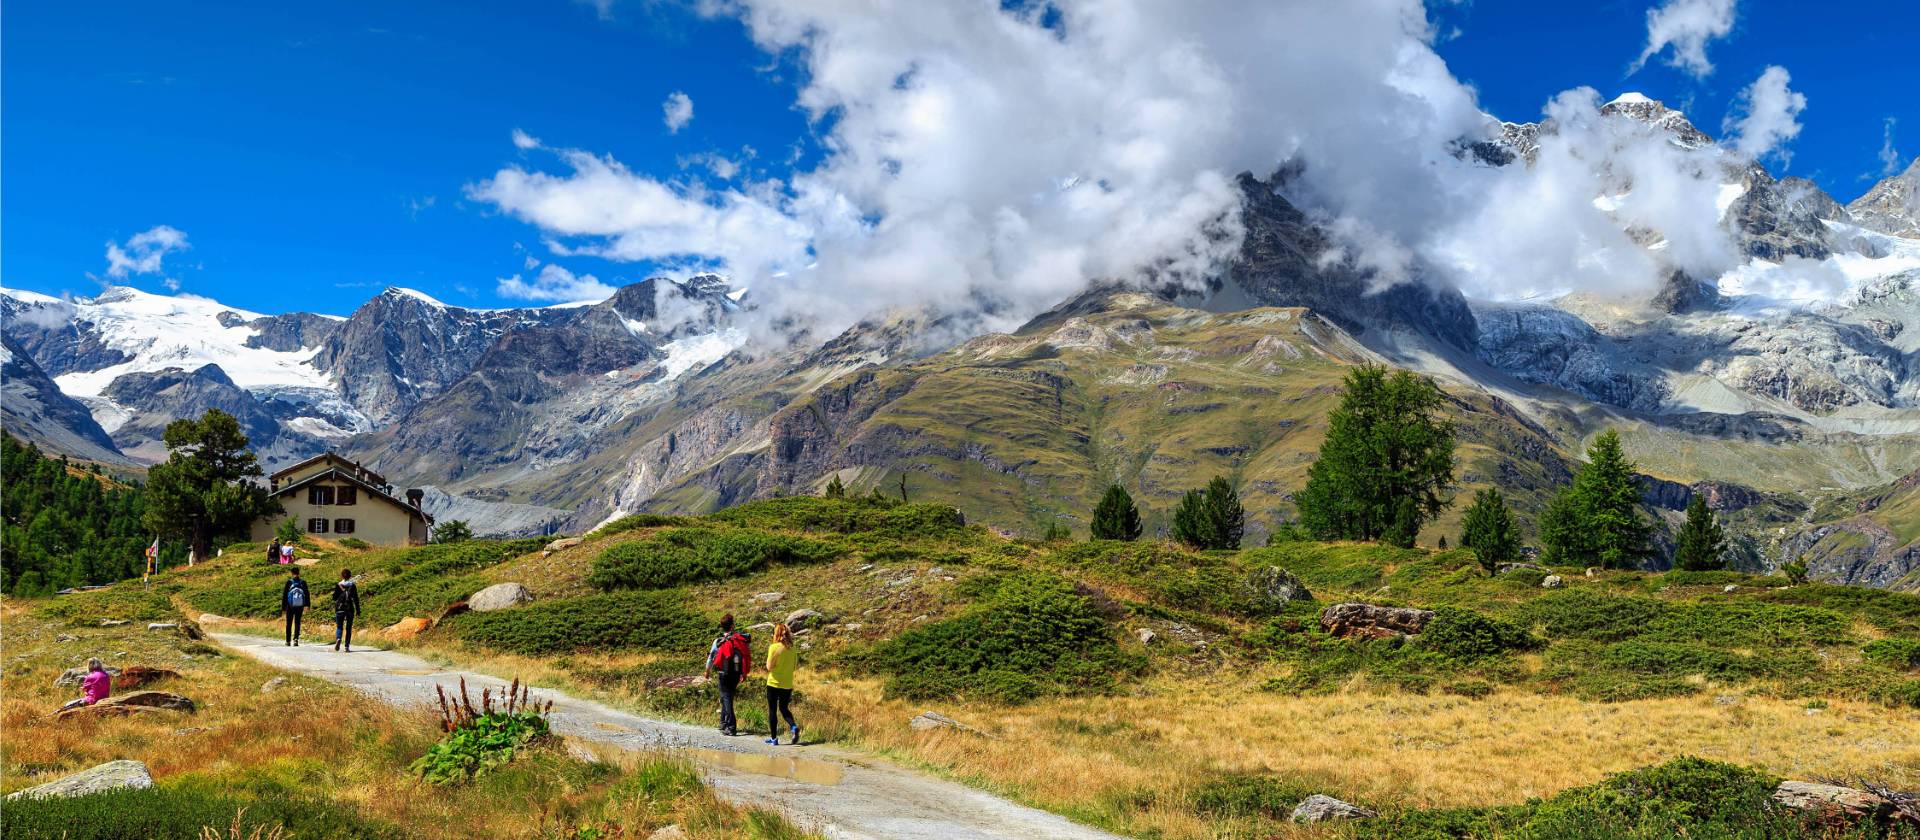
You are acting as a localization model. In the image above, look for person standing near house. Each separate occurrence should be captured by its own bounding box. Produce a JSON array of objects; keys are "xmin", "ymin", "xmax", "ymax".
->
[
  {"xmin": 267, "ymin": 538, "xmax": 282, "ymax": 565},
  {"xmin": 331, "ymin": 568, "xmax": 363, "ymax": 652},
  {"xmin": 763, "ymin": 622, "xmax": 801, "ymax": 746},
  {"xmin": 705, "ymin": 614, "xmax": 752, "ymax": 736},
  {"xmin": 282, "ymin": 567, "xmax": 310, "ymax": 646}
]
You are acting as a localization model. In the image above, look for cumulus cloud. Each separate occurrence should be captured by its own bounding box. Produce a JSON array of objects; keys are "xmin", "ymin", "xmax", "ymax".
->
[
  {"xmin": 104, "ymin": 225, "xmax": 190, "ymax": 279},
  {"xmin": 1878, "ymin": 118, "xmax": 1903, "ymax": 178},
  {"xmin": 662, "ymin": 92, "xmax": 693, "ymax": 133},
  {"xmin": 495, "ymin": 263, "xmax": 619, "ymax": 302},
  {"xmin": 512, "ymin": 128, "xmax": 542, "ymax": 150},
  {"xmin": 1724, "ymin": 65, "xmax": 1806, "ymax": 165},
  {"xmin": 479, "ymin": 0, "xmax": 1762, "ymax": 342},
  {"xmin": 1631, "ymin": 0, "xmax": 1737, "ymax": 79}
]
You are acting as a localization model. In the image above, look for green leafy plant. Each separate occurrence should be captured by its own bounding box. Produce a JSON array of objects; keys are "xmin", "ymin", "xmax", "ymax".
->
[
  {"xmin": 274, "ymin": 518, "xmax": 302, "ymax": 545},
  {"xmin": 411, "ymin": 677, "xmax": 555, "ymax": 784}
]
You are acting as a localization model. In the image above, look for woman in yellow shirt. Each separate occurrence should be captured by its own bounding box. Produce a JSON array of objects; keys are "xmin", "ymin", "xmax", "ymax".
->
[{"xmin": 764, "ymin": 622, "xmax": 801, "ymax": 745}]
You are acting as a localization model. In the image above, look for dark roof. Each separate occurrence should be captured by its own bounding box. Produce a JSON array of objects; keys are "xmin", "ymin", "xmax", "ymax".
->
[
  {"xmin": 270, "ymin": 467, "xmax": 433, "ymax": 525},
  {"xmin": 270, "ymin": 452, "xmax": 387, "ymax": 487}
]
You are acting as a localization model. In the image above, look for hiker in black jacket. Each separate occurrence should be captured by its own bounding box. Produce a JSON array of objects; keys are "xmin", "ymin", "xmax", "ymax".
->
[
  {"xmin": 282, "ymin": 567, "xmax": 311, "ymax": 646},
  {"xmin": 332, "ymin": 568, "xmax": 363, "ymax": 652}
]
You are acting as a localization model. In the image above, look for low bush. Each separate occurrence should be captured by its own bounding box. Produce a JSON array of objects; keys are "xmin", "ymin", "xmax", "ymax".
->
[
  {"xmin": 588, "ymin": 513, "xmax": 692, "ymax": 539},
  {"xmin": 1754, "ymin": 583, "xmax": 1920, "ymax": 635},
  {"xmin": 1047, "ymin": 541, "xmax": 1285, "ymax": 617},
  {"xmin": 1189, "ymin": 773, "xmax": 1318, "ymax": 820},
  {"xmin": 453, "ymin": 591, "xmax": 708, "ymax": 655},
  {"xmin": 588, "ymin": 527, "xmax": 841, "ymax": 591},
  {"xmin": 36, "ymin": 585, "xmax": 178, "ymax": 625},
  {"xmin": 1517, "ymin": 591, "xmax": 1852, "ymax": 647},
  {"xmin": 1419, "ymin": 606, "xmax": 1539, "ymax": 660},
  {"xmin": 1864, "ymin": 638, "xmax": 1920, "ymax": 670},
  {"xmin": 705, "ymin": 496, "xmax": 968, "ymax": 540},
  {"xmin": 1517, "ymin": 591, "xmax": 1666, "ymax": 642},
  {"xmin": 336, "ymin": 537, "xmax": 372, "ymax": 550},
  {"xmin": 855, "ymin": 572, "xmax": 1144, "ymax": 703},
  {"xmin": 0, "ymin": 778, "xmax": 401, "ymax": 840}
]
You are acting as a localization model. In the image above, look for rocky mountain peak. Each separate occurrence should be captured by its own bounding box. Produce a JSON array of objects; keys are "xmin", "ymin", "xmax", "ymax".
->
[
  {"xmin": 1599, "ymin": 92, "xmax": 1713, "ymax": 149},
  {"xmin": 1848, "ymin": 156, "xmax": 1920, "ymax": 238}
]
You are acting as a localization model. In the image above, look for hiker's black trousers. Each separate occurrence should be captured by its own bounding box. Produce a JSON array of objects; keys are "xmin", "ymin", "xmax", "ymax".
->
[
  {"xmin": 285, "ymin": 607, "xmax": 304, "ymax": 644},
  {"xmin": 767, "ymin": 686, "xmax": 795, "ymax": 738},
  {"xmin": 718, "ymin": 674, "xmax": 740, "ymax": 733},
  {"xmin": 334, "ymin": 611, "xmax": 356, "ymax": 649}
]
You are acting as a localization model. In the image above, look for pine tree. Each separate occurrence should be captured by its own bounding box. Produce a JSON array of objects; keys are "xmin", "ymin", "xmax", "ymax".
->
[
  {"xmin": 824, "ymin": 474, "xmax": 846, "ymax": 499},
  {"xmin": 1296, "ymin": 365, "xmax": 1456, "ymax": 543},
  {"xmin": 142, "ymin": 409, "xmax": 279, "ymax": 559},
  {"xmin": 432, "ymin": 520, "xmax": 474, "ymax": 544},
  {"xmin": 1673, "ymin": 494, "xmax": 1728, "ymax": 571},
  {"xmin": 1460, "ymin": 488, "xmax": 1521, "ymax": 574},
  {"xmin": 1173, "ymin": 477, "xmax": 1243, "ymax": 550},
  {"xmin": 1089, "ymin": 483, "xmax": 1143, "ymax": 541},
  {"xmin": 1539, "ymin": 429, "xmax": 1652, "ymax": 569}
]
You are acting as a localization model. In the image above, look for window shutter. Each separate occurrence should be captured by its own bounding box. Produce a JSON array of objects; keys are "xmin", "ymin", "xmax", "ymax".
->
[
  {"xmin": 307, "ymin": 518, "xmax": 329, "ymax": 533},
  {"xmin": 334, "ymin": 518, "xmax": 355, "ymax": 534},
  {"xmin": 338, "ymin": 486, "xmax": 357, "ymax": 506}
]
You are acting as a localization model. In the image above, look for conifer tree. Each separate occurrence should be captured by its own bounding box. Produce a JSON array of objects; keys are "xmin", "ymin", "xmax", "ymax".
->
[
  {"xmin": 1539, "ymin": 429, "xmax": 1651, "ymax": 569},
  {"xmin": 1173, "ymin": 477, "xmax": 1243, "ymax": 550},
  {"xmin": 1296, "ymin": 365, "xmax": 1455, "ymax": 545},
  {"xmin": 1460, "ymin": 488, "xmax": 1520, "ymax": 574},
  {"xmin": 824, "ymin": 474, "xmax": 846, "ymax": 499},
  {"xmin": 431, "ymin": 520, "xmax": 474, "ymax": 544},
  {"xmin": 142, "ymin": 409, "xmax": 279, "ymax": 559},
  {"xmin": 1673, "ymin": 494, "xmax": 1728, "ymax": 571},
  {"xmin": 1090, "ymin": 483, "xmax": 1143, "ymax": 541}
]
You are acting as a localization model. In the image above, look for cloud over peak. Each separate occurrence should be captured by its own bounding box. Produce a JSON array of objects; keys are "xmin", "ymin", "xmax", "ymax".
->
[
  {"xmin": 1632, "ymin": 0, "xmax": 1737, "ymax": 78},
  {"xmin": 104, "ymin": 225, "xmax": 190, "ymax": 279}
]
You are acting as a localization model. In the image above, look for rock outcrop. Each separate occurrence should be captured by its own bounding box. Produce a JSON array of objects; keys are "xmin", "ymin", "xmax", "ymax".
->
[
  {"xmin": 1319, "ymin": 603, "xmax": 1435, "ymax": 639},
  {"xmin": 467, "ymin": 582, "xmax": 534, "ymax": 612},
  {"xmin": 4, "ymin": 760, "xmax": 153, "ymax": 800},
  {"xmin": 1290, "ymin": 794, "xmax": 1377, "ymax": 823}
]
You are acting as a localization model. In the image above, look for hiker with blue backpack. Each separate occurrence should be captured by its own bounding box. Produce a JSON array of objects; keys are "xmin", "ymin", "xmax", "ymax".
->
[{"xmin": 282, "ymin": 567, "xmax": 311, "ymax": 646}]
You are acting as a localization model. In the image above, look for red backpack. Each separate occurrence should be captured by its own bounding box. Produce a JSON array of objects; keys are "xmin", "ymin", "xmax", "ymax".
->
[{"xmin": 711, "ymin": 631, "xmax": 752, "ymax": 678}]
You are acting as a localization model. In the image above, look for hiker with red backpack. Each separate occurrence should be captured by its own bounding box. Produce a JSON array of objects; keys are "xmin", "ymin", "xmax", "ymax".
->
[{"xmin": 705, "ymin": 614, "xmax": 752, "ymax": 736}]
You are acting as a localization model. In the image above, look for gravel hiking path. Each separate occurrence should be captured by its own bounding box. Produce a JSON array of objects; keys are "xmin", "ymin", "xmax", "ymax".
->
[{"xmin": 211, "ymin": 632, "xmax": 1120, "ymax": 840}]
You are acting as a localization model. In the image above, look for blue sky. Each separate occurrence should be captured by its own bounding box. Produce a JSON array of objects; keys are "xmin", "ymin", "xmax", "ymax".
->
[{"xmin": 3, "ymin": 0, "xmax": 1915, "ymax": 316}]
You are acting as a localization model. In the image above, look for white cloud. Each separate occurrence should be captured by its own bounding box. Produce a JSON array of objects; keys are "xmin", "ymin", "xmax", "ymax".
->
[
  {"xmin": 662, "ymin": 92, "xmax": 694, "ymax": 133},
  {"xmin": 1723, "ymin": 65, "xmax": 1806, "ymax": 165},
  {"xmin": 105, "ymin": 225, "xmax": 190, "ymax": 279},
  {"xmin": 1631, "ymin": 0, "xmax": 1736, "ymax": 79},
  {"xmin": 512, "ymin": 128, "xmax": 543, "ymax": 150},
  {"xmin": 1878, "ymin": 118, "xmax": 1903, "ymax": 178},
  {"xmin": 495, "ymin": 263, "xmax": 619, "ymax": 302}
]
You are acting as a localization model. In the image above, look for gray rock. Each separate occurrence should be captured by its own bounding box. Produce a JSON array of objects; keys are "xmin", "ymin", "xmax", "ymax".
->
[
  {"xmin": 909, "ymin": 711, "xmax": 989, "ymax": 736},
  {"xmin": 98, "ymin": 619, "xmax": 129, "ymax": 627},
  {"xmin": 1723, "ymin": 584, "xmax": 1739, "ymax": 593},
  {"xmin": 784, "ymin": 608, "xmax": 825, "ymax": 630},
  {"xmin": 1134, "ymin": 628, "xmax": 1158, "ymax": 645},
  {"xmin": 1243, "ymin": 566, "xmax": 1312, "ymax": 608},
  {"xmin": 1770, "ymin": 781, "xmax": 1894, "ymax": 820},
  {"xmin": 5, "ymin": 760, "xmax": 153, "ymax": 801},
  {"xmin": 1540, "ymin": 575, "xmax": 1563, "ymax": 589},
  {"xmin": 751, "ymin": 592, "xmax": 785, "ymax": 605},
  {"xmin": 747, "ymin": 622, "xmax": 776, "ymax": 633},
  {"xmin": 1496, "ymin": 562, "xmax": 1548, "ymax": 575},
  {"xmin": 647, "ymin": 825, "xmax": 689, "ymax": 840},
  {"xmin": 1713, "ymin": 694, "xmax": 1740, "ymax": 706},
  {"xmin": 467, "ymin": 582, "xmax": 534, "ymax": 613},
  {"xmin": 261, "ymin": 677, "xmax": 289, "ymax": 694},
  {"xmin": 544, "ymin": 537, "xmax": 583, "ymax": 552},
  {"xmin": 146, "ymin": 622, "xmax": 179, "ymax": 631},
  {"xmin": 1290, "ymin": 794, "xmax": 1377, "ymax": 823},
  {"xmin": 1319, "ymin": 603, "xmax": 1435, "ymax": 639},
  {"xmin": 54, "ymin": 665, "xmax": 121, "ymax": 688}
]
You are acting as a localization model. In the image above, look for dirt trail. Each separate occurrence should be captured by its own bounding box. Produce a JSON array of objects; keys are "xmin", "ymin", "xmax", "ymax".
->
[{"xmin": 210, "ymin": 632, "xmax": 1119, "ymax": 840}]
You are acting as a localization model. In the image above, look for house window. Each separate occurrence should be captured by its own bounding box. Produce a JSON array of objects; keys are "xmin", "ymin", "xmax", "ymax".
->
[
  {"xmin": 306, "ymin": 518, "xmax": 330, "ymax": 534},
  {"xmin": 334, "ymin": 518, "xmax": 355, "ymax": 534},
  {"xmin": 308, "ymin": 486, "xmax": 335, "ymax": 505},
  {"xmin": 337, "ymin": 486, "xmax": 357, "ymax": 506}
]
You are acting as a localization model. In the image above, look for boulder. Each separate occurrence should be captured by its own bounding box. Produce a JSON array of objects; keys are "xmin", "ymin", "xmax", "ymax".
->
[
  {"xmin": 197, "ymin": 613, "xmax": 235, "ymax": 625},
  {"xmin": 4, "ymin": 760, "xmax": 153, "ymax": 801},
  {"xmin": 98, "ymin": 619, "xmax": 129, "ymax": 627},
  {"xmin": 784, "ymin": 608, "xmax": 826, "ymax": 630},
  {"xmin": 1770, "ymin": 781, "xmax": 1895, "ymax": 821},
  {"xmin": 467, "ymin": 583, "xmax": 534, "ymax": 613},
  {"xmin": 648, "ymin": 826, "xmax": 689, "ymax": 840},
  {"xmin": 909, "ymin": 711, "xmax": 991, "ymax": 737},
  {"xmin": 261, "ymin": 677, "xmax": 290, "ymax": 694},
  {"xmin": 115, "ymin": 666, "xmax": 180, "ymax": 690},
  {"xmin": 1134, "ymin": 628, "xmax": 1158, "ymax": 645},
  {"xmin": 1540, "ymin": 575, "xmax": 1563, "ymax": 589},
  {"xmin": 56, "ymin": 690, "xmax": 196, "ymax": 719},
  {"xmin": 751, "ymin": 592, "xmax": 786, "ymax": 605},
  {"xmin": 1244, "ymin": 566, "xmax": 1312, "ymax": 609},
  {"xmin": 645, "ymin": 674, "xmax": 710, "ymax": 691},
  {"xmin": 1723, "ymin": 584, "xmax": 1740, "ymax": 593},
  {"xmin": 1497, "ymin": 563, "xmax": 1548, "ymax": 575},
  {"xmin": 1319, "ymin": 603, "xmax": 1435, "ymax": 639},
  {"xmin": 747, "ymin": 622, "xmax": 776, "ymax": 633},
  {"xmin": 1291, "ymin": 794, "xmax": 1377, "ymax": 823},
  {"xmin": 383, "ymin": 617, "xmax": 433, "ymax": 639},
  {"xmin": 54, "ymin": 665, "xmax": 121, "ymax": 688},
  {"xmin": 545, "ymin": 537, "xmax": 583, "ymax": 552},
  {"xmin": 146, "ymin": 622, "xmax": 179, "ymax": 631}
]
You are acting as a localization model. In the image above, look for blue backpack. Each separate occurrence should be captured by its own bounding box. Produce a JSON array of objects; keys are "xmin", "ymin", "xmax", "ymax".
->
[{"xmin": 287, "ymin": 579, "xmax": 309, "ymax": 608}]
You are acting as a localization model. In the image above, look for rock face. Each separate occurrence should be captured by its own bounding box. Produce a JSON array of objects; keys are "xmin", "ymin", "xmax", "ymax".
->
[
  {"xmin": 1319, "ymin": 603, "xmax": 1435, "ymax": 640},
  {"xmin": 4, "ymin": 760, "xmax": 153, "ymax": 801},
  {"xmin": 1243, "ymin": 566, "xmax": 1312, "ymax": 609},
  {"xmin": 1769, "ymin": 781, "xmax": 1895, "ymax": 821},
  {"xmin": 0, "ymin": 333, "xmax": 128, "ymax": 464},
  {"xmin": 1290, "ymin": 794, "xmax": 1377, "ymax": 823},
  {"xmin": 1848, "ymin": 157, "xmax": 1920, "ymax": 238},
  {"xmin": 466, "ymin": 583, "xmax": 534, "ymax": 612}
]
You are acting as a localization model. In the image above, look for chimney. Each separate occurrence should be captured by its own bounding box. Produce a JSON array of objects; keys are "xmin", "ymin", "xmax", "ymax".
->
[{"xmin": 406, "ymin": 488, "xmax": 424, "ymax": 508}]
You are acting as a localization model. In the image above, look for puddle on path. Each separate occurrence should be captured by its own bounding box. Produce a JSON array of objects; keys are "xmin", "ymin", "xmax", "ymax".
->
[{"xmin": 565, "ymin": 737, "xmax": 843, "ymax": 785}]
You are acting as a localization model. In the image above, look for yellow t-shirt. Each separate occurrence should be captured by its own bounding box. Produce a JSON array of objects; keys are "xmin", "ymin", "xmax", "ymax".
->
[{"xmin": 765, "ymin": 640, "xmax": 799, "ymax": 689}]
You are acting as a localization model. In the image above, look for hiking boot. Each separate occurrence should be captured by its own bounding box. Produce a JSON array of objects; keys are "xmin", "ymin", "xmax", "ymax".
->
[
  {"xmin": 790, "ymin": 725, "xmax": 801, "ymax": 745},
  {"xmin": 765, "ymin": 737, "xmax": 781, "ymax": 745}
]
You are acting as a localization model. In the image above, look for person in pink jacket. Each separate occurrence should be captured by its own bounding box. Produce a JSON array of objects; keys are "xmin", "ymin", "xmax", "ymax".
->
[{"xmin": 59, "ymin": 658, "xmax": 112, "ymax": 711}]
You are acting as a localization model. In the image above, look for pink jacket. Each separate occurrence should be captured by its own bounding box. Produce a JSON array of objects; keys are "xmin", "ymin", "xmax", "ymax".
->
[{"xmin": 82, "ymin": 670, "xmax": 110, "ymax": 705}]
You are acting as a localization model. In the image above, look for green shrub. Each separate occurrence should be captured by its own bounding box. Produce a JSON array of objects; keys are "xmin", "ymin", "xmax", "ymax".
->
[
  {"xmin": 36, "ymin": 585, "xmax": 178, "ymax": 625},
  {"xmin": 1189, "ymin": 773, "xmax": 1317, "ymax": 820},
  {"xmin": 1757, "ymin": 584, "xmax": 1920, "ymax": 635},
  {"xmin": 1873, "ymin": 679, "xmax": 1920, "ymax": 708},
  {"xmin": 412, "ymin": 711, "xmax": 552, "ymax": 784},
  {"xmin": 1517, "ymin": 591, "xmax": 1851, "ymax": 648},
  {"xmin": 857, "ymin": 572, "xmax": 1143, "ymax": 703},
  {"xmin": 0, "ymin": 777, "xmax": 401, "ymax": 839},
  {"xmin": 1419, "ymin": 607, "xmax": 1539, "ymax": 660},
  {"xmin": 704, "ymin": 496, "xmax": 967, "ymax": 540},
  {"xmin": 1047, "ymin": 541, "xmax": 1284, "ymax": 617},
  {"xmin": 337, "ymin": 537, "xmax": 371, "ymax": 550},
  {"xmin": 587, "ymin": 528, "xmax": 842, "ymax": 591},
  {"xmin": 454, "ymin": 591, "xmax": 708, "ymax": 655},
  {"xmin": 1518, "ymin": 591, "xmax": 1666, "ymax": 642},
  {"xmin": 1864, "ymin": 638, "xmax": 1920, "ymax": 670}
]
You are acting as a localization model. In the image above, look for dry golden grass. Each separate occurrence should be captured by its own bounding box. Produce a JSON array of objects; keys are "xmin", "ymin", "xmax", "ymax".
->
[{"xmin": 0, "ymin": 597, "xmax": 814, "ymax": 840}]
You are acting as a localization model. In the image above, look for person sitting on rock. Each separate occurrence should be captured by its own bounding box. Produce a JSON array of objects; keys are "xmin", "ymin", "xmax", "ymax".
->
[{"xmin": 58, "ymin": 658, "xmax": 111, "ymax": 711}]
